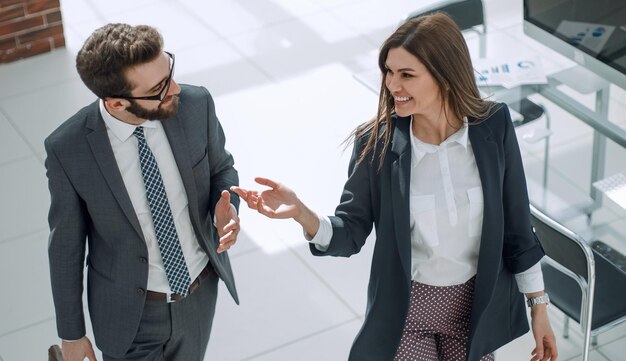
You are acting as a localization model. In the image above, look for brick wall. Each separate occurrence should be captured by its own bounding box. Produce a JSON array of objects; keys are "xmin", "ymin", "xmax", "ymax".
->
[{"xmin": 0, "ymin": 0, "xmax": 65, "ymax": 63}]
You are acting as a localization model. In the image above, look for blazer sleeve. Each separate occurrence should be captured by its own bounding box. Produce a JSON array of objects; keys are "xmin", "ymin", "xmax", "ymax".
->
[
  {"xmin": 500, "ymin": 105, "xmax": 545, "ymax": 273},
  {"xmin": 203, "ymin": 88, "xmax": 240, "ymax": 217},
  {"xmin": 310, "ymin": 136, "xmax": 375, "ymax": 257},
  {"xmin": 45, "ymin": 138, "xmax": 88, "ymax": 340}
]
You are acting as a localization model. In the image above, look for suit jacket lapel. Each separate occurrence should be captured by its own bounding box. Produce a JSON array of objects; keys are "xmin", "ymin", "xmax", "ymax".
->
[
  {"xmin": 85, "ymin": 102, "xmax": 144, "ymax": 240},
  {"xmin": 390, "ymin": 117, "xmax": 412, "ymax": 281},
  {"xmin": 162, "ymin": 114, "xmax": 227, "ymax": 268},
  {"xmin": 161, "ymin": 115, "xmax": 202, "ymax": 241}
]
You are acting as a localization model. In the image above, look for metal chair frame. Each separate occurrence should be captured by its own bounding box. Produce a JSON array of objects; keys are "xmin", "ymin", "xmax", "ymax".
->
[{"xmin": 529, "ymin": 204, "xmax": 626, "ymax": 361}]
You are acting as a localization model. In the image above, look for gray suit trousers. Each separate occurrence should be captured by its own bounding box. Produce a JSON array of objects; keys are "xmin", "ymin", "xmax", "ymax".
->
[{"xmin": 103, "ymin": 269, "xmax": 219, "ymax": 361}]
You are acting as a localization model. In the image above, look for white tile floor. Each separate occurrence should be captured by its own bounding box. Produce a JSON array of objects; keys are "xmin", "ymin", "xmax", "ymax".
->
[{"xmin": 1, "ymin": 0, "xmax": 625, "ymax": 360}]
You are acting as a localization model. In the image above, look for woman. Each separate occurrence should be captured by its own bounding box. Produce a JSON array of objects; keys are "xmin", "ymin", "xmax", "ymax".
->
[{"xmin": 233, "ymin": 13, "xmax": 558, "ymax": 361}]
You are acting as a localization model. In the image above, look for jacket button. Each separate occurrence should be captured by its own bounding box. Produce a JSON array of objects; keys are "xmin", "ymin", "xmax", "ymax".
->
[
  {"xmin": 136, "ymin": 288, "xmax": 145, "ymax": 295},
  {"xmin": 139, "ymin": 257, "xmax": 148, "ymax": 263}
]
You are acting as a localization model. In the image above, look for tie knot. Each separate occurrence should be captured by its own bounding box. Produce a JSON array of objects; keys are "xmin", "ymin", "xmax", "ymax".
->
[{"xmin": 133, "ymin": 126, "xmax": 145, "ymax": 141}]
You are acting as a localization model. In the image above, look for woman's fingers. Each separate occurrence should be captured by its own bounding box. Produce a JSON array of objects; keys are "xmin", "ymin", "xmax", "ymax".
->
[
  {"xmin": 254, "ymin": 197, "xmax": 278, "ymax": 218},
  {"xmin": 255, "ymin": 177, "xmax": 279, "ymax": 189},
  {"xmin": 230, "ymin": 186, "xmax": 247, "ymax": 198},
  {"xmin": 231, "ymin": 186, "xmax": 261, "ymax": 209}
]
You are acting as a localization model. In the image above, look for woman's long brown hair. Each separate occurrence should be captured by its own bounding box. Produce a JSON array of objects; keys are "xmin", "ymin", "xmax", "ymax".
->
[{"xmin": 348, "ymin": 13, "xmax": 492, "ymax": 170}]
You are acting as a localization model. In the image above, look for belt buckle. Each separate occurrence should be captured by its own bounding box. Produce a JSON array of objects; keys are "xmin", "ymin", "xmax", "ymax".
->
[{"xmin": 166, "ymin": 293, "xmax": 176, "ymax": 303}]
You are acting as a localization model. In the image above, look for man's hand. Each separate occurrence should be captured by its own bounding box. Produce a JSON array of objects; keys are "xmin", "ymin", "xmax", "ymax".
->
[
  {"xmin": 62, "ymin": 336, "xmax": 97, "ymax": 361},
  {"xmin": 215, "ymin": 190, "xmax": 240, "ymax": 253}
]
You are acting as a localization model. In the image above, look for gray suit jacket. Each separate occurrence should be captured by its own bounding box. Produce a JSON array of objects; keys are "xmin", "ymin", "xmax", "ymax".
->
[
  {"xmin": 311, "ymin": 103, "xmax": 545, "ymax": 361},
  {"xmin": 45, "ymin": 85, "xmax": 239, "ymax": 357}
]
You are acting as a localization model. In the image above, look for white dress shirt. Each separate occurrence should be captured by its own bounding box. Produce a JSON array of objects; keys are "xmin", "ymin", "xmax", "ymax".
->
[
  {"xmin": 99, "ymin": 101, "xmax": 208, "ymax": 295},
  {"xmin": 309, "ymin": 118, "xmax": 543, "ymax": 293}
]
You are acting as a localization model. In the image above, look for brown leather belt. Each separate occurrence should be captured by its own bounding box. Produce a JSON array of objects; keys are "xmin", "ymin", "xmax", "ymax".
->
[{"xmin": 146, "ymin": 264, "xmax": 213, "ymax": 302}]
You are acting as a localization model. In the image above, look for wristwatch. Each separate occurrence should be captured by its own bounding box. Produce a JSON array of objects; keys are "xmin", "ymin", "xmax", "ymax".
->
[{"xmin": 527, "ymin": 293, "xmax": 550, "ymax": 308}]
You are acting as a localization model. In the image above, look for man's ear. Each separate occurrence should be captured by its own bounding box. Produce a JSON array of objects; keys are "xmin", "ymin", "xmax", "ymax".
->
[{"xmin": 103, "ymin": 98, "xmax": 129, "ymax": 111}]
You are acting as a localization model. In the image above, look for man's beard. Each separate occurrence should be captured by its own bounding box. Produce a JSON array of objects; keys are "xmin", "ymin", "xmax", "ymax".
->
[{"xmin": 126, "ymin": 95, "xmax": 180, "ymax": 121}]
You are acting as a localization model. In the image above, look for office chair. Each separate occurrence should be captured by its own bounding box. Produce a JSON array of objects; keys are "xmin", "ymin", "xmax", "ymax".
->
[
  {"xmin": 529, "ymin": 204, "xmax": 626, "ymax": 361},
  {"xmin": 403, "ymin": 0, "xmax": 548, "ymax": 128}
]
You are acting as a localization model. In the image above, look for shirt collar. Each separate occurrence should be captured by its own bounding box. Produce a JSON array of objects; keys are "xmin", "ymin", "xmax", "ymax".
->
[
  {"xmin": 446, "ymin": 118, "xmax": 469, "ymax": 150},
  {"xmin": 410, "ymin": 116, "xmax": 470, "ymax": 163},
  {"xmin": 99, "ymin": 100, "xmax": 159, "ymax": 142}
]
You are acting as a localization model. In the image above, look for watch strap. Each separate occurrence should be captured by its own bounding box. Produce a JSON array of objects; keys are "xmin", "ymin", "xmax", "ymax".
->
[{"xmin": 527, "ymin": 293, "xmax": 550, "ymax": 307}]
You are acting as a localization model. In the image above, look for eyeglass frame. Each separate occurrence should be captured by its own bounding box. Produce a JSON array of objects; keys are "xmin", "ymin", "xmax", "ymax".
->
[{"xmin": 107, "ymin": 51, "xmax": 175, "ymax": 102}]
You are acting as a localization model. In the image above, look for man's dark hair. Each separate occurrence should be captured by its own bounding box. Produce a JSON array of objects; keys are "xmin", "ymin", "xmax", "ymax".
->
[{"xmin": 76, "ymin": 23, "xmax": 163, "ymax": 99}]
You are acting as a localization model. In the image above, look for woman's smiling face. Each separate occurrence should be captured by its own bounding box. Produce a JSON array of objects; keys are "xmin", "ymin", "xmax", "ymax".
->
[{"xmin": 384, "ymin": 47, "xmax": 443, "ymax": 118}]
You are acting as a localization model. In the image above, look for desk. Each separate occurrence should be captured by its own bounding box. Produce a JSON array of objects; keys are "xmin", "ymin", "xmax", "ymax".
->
[
  {"xmin": 483, "ymin": 71, "xmax": 624, "ymax": 217},
  {"xmin": 593, "ymin": 173, "xmax": 626, "ymax": 210}
]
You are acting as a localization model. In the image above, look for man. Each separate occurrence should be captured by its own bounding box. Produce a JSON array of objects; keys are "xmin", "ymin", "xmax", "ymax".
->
[{"xmin": 45, "ymin": 23, "xmax": 240, "ymax": 361}]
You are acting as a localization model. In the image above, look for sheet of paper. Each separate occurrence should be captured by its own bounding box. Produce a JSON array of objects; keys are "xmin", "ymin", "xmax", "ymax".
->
[{"xmin": 474, "ymin": 56, "xmax": 548, "ymax": 88}]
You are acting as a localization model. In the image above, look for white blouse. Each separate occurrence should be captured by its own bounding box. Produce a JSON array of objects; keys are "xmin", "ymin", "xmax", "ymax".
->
[{"xmin": 408, "ymin": 119, "xmax": 484, "ymax": 286}]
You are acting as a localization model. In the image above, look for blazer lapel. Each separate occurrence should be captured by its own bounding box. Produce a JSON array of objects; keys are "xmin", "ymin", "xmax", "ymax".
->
[
  {"xmin": 390, "ymin": 117, "xmax": 413, "ymax": 280},
  {"xmin": 468, "ymin": 119, "xmax": 501, "ymax": 319},
  {"xmin": 85, "ymin": 102, "xmax": 144, "ymax": 240}
]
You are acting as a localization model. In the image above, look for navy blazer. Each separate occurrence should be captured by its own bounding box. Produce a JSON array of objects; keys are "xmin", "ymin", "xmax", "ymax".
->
[
  {"xmin": 311, "ymin": 103, "xmax": 544, "ymax": 361},
  {"xmin": 45, "ymin": 85, "xmax": 239, "ymax": 357}
]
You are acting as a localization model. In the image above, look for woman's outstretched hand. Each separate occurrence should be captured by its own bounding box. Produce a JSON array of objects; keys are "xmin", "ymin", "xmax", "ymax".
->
[
  {"xmin": 231, "ymin": 177, "xmax": 321, "ymax": 237},
  {"xmin": 231, "ymin": 177, "xmax": 302, "ymax": 219}
]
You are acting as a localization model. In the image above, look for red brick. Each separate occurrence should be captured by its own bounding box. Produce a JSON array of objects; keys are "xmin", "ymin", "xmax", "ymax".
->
[
  {"xmin": 0, "ymin": 37, "xmax": 50, "ymax": 62},
  {"xmin": 45, "ymin": 9, "xmax": 60, "ymax": 23},
  {"xmin": 0, "ymin": 36, "xmax": 15, "ymax": 50},
  {"xmin": 17, "ymin": 22, "xmax": 61, "ymax": 43},
  {"xmin": 0, "ymin": 15, "xmax": 43, "ymax": 36},
  {"xmin": 26, "ymin": 0, "xmax": 59, "ymax": 14},
  {"xmin": 0, "ymin": 0, "xmax": 25, "ymax": 8},
  {"xmin": 0, "ymin": 4, "xmax": 24, "ymax": 22},
  {"xmin": 52, "ymin": 32, "xmax": 63, "ymax": 48}
]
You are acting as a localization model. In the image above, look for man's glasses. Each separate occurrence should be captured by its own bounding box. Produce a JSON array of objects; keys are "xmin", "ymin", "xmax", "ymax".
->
[{"xmin": 108, "ymin": 51, "xmax": 175, "ymax": 102}]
